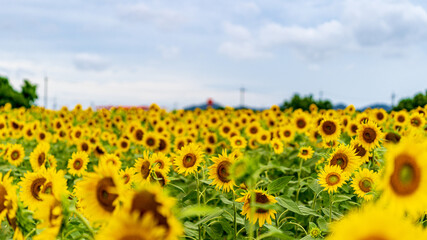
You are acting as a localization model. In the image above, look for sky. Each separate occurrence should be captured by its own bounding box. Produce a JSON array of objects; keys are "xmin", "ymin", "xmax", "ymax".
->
[{"xmin": 1, "ymin": 0, "xmax": 427, "ymax": 110}]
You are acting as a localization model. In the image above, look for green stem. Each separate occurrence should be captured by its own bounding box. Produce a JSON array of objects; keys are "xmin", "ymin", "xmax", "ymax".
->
[
  {"xmin": 25, "ymin": 228, "xmax": 36, "ymax": 239},
  {"xmin": 295, "ymin": 158, "xmax": 304, "ymax": 202},
  {"xmin": 71, "ymin": 209, "xmax": 95, "ymax": 238},
  {"xmin": 196, "ymin": 173, "xmax": 201, "ymax": 240},
  {"xmin": 233, "ymin": 192, "xmax": 237, "ymax": 240},
  {"xmin": 329, "ymin": 192, "xmax": 333, "ymax": 223}
]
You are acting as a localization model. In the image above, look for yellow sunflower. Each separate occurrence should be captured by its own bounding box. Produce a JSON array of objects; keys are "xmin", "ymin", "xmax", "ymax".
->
[
  {"xmin": 77, "ymin": 139, "xmax": 92, "ymax": 154},
  {"xmin": 236, "ymin": 189, "xmax": 277, "ymax": 227},
  {"xmin": 29, "ymin": 143, "xmax": 50, "ymax": 171},
  {"xmin": 318, "ymin": 117, "xmax": 341, "ymax": 143},
  {"xmin": 74, "ymin": 164, "xmax": 124, "ymax": 222},
  {"xmin": 19, "ymin": 168, "xmax": 68, "ymax": 211},
  {"xmin": 230, "ymin": 135, "xmax": 247, "ymax": 149},
  {"xmin": 208, "ymin": 150, "xmax": 236, "ymax": 192},
  {"xmin": 143, "ymin": 132, "xmax": 159, "ymax": 150},
  {"xmin": 150, "ymin": 152, "xmax": 171, "ymax": 175},
  {"xmin": 318, "ymin": 165, "xmax": 349, "ymax": 193},
  {"xmin": 279, "ymin": 125, "xmax": 295, "ymax": 143},
  {"xmin": 7, "ymin": 144, "xmax": 25, "ymax": 166},
  {"xmin": 351, "ymin": 168, "xmax": 379, "ymax": 201},
  {"xmin": 270, "ymin": 138, "xmax": 284, "ymax": 154},
  {"xmin": 379, "ymin": 137, "xmax": 427, "ymax": 216},
  {"xmin": 327, "ymin": 204, "xmax": 425, "ymax": 240},
  {"xmin": 67, "ymin": 151, "xmax": 89, "ymax": 176},
  {"xmin": 99, "ymin": 153, "xmax": 122, "ymax": 170},
  {"xmin": 346, "ymin": 120, "xmax": 359, "ymax": 137},
  {"xmin": 174, "ymin": 143, "xmax": 204, "ymax": 176},
  {"xmin": 33, "ymin": 195, "xmax": 63, "ymax": 240},
  {"xmin": 298, "ymin": 146, "xmax": 314, "ymax": 160},
  {"xmin": 0, "ymin": 171, "xmax": 18, "ymax": 223},
  {"xmin": 328, "ymin": 144, "xmax": 361, "ymax": 174},
  {"xmin": 119, "ymin": 168, "xmax": 136, "ymax": 189},
  {"xmin": 357, "ymin": 120, "xmax": 384, "ymax": 151},
  {"xmin": 133, "ymin": 151, "xmax": 152, "ymax": 183}
]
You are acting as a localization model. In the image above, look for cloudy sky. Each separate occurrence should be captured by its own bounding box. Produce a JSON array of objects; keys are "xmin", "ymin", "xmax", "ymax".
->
[{"xmin": 1, "ymin": 0, "xmax": 427, "ymax": 109}]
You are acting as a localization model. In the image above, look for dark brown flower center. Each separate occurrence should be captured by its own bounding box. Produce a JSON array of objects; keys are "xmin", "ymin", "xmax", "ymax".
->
[
  {"xmin": 130, "ymin": 190, "xmax": 168, "ymax": 230},
  {"xmin": 150, "ymin": 171, "xmax": 166, "ymax": 187},
  {"xmin": 135, "ymin": 129, "xmax": 144, "ymax": 141},
  {"xmin": 82, "ymin": 143, "xmax": 89, "ymax": 151},
  {"xmin": 158, "ymin": 139, "xmax": 166, "ymax": 151},
  {"xmin": 385, "ymin": 132, "xmax": 401, "ymax": 143},
  {"xmin": 249, "ymin": 127, "xmax": 258, "ymax": 134},
  {"xmin": 322, "ymin": 121, "xmax": 337, "ymax": 135},
  {"xmin": 254, "ymin": 192, "xmax": 270, "ymax": 213},
  {"xmin": 297, "ymin": 119, "xmax": 306, "ymax": 128},
  {"xmin": 183, "ymin": 153, "xmax": 197, "ymax": 168},
  {"xmin": 11, "ymin": 150, "xmax": 20, "ymax": 160},
  {"xmin": 216, "ymin": 161, "xmax": 231, "ymax": 183},
  {"xmin": 376, "ymin": 112, "xmax": 384, "ymax": 120},
  {"xmin": 38, "ymin": 152, "xmax": 46, "ymax": 166},
  {"xmin": 351, "ymin": 124, "xmax": 358, "ymax": 134},
  {"xmin": 140, "ymin": 160, "xmax": 151, "ymax": 179},
  {"xmin": 123, "ymin": 174, "xmax": 130, "ymax": 184},
  {"xmin": 326, "ymin": 173, "xmax": 340, "ymax": 186},
  {"xmin": 390, "ymin": 154, "xmax": 420, "ymax": 196},
  {"xmin": 397, "ymin": 115, "xmax": 405, "ymax": 123},
  {"xmin": 223, "ymin": 126, "xmax": 230, "ymax": 134},
  {"xmin": 31, "ymin": 177, "xmax": 47, "ymax": 201},
  {"xmin": 0, "ymin": 184, "xmax": 7, "ymax": 213},
  {"xmin": 284, "ymin": 130, "xmax": 291, "ymax": 137},
  {"xmin": 359, "ymin": 178, "xmax": 372, "ymax": 193},
  {"xmin": 146, "ymin": 138, "xmax": 155, "ymax": 146},
  {"xmin": 330, "ymin": 153, "xmax": 349, "ymax": 170},
  {"xmin": 362, "ymin": 128, "xmax": 377, "ymax": 143},
  {"xmin": 302, "ymin": 149, "xmax": 308, "ymax": 155},
  {"xmin": 96, "ymin": 177, "xmax": 118, "ymax": 212},
  {"xmin": 411, "ymin": 117, "xmax": 421, "ymax": 127},
  {"xmin": 354, "ymin": 144, "xmax": 367, "ymax": 158},
  {"xmin": 73, "ymin": 158, "xmax": 83, "ymax": 170},
  {"xmin": 39, "ymin": 132, "xmax": 46, "ymax": 140}
]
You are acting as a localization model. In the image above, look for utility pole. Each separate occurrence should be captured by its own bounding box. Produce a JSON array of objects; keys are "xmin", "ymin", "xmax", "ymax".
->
[
  {"xmin": 319, "ymin": 91, "xmax": 323, "ymax": 101},
  {"xmin": 240, "ymin": 87, "xmax": 245, "ymax": 107},
  {"xmin": 44, "ymin": 76, "xmax": 48, "ymax": 109},
  {"xmin": 391, "ymin": 92, "xmax": 396, "ymax": 108}
]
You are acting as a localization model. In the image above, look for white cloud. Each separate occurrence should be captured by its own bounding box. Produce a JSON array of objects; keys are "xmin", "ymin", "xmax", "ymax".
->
[
  {"xmin": 234, "ymin": 2, "xmax": 260, "ymax": 15},
  {"xmin": 73, "ymin": 53, "xmax": 109, "ymax": 71},
  {"xmin": 158, "ymin": 46, "xmax": 180, "ymax": 59}
]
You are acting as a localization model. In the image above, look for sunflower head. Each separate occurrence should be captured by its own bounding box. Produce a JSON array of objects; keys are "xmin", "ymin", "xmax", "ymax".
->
[
  {"xmin": 298, "ymin": 146, "xmax": 314, "ymax": 160},
  {"xmin": 357, "ymin": 120, "xmax": 384, "ymax": 151},
  {"xmin": 236, "ymin": 189, "xmax": 277, "ymax": 227},
  {"xmin": 208, "ymin": 150, "xmax": 236, "ymax": 192},
  {"xmin": 67, "ymin": 151, "xmax": 89, "ymax": 176},
  {"xmin": 174, "ymin": 143, "xmax": 204, "ymax": 176},
  {"xmin": 318, "ymin": 165, "xmax": 349, "ymax": 193}
]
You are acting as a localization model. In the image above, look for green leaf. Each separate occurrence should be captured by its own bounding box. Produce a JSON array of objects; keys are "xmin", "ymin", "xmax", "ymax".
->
[
  {"xmin": 333, "ymin": 194, "xmax": 352, "ymax": 203},
  {"xmin": 268, "ymin": 176, "xmax": 293, "ymax": 194},
  {"xmin": 178, "ymin": 205, "xmax": 219, "ymax": 219},
  {"xmin": 195, "ymin": 209, "xmax": 224, "ymax": 225},
  {"xmin": 298, "ymin": 205, "xmax": 321, "ymax": 217},
  {"xmin": 277, "ymin": 197, "xmax": 302, "ymax": 215},
  {"xmin": 308, "ymin": 179, "xmax": 323, "ymax": 195},
  {"xmin": 219, "ymin": 194, "xmax": 233, "ymax": 205},
  {"xmin": 317, "ymin": 217, "xmax": 328, "ymax": 232}
]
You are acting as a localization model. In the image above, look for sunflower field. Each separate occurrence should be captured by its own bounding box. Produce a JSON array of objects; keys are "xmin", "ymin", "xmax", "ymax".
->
[{"xmin": 0, "ymin": 102, "xmax": 427, "ymax": 240}]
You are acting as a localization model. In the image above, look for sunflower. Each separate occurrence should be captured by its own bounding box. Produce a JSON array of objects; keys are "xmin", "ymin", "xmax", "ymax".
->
[
  {"xmin": 256, "ymin": 130, "xmax": 270, "ymax": 145},
  {"xmin": 327, "ymin": 204, "xmax": 424, "ymax": 240},
  {"xmin": 29, "ymin": 143, "xmax": 50, "ymax": 171},
  {"xmin": 205, "ymin": 132, "xmax": 217, "ymax": 146},
  {"xmin": 298, "ymin": 146, "xmax": 314, "ymax": 160},
  {"xmin": 208, "ymin": 150, "xmax": 236, "ymax": 192},
  {"xmin": 318, "ymin": 117, "xmax": 341, "ymax": 143},
  {"xmin": 394, "ymin": 111, "xmax": 409, "ymax": 125},
  {"xmin": 219, "ymin": 122, "xmax": 233, "ymax": 138},
  {"xmin": 0, "ymin": 171, "xmax": 18, "ymax": 223},
  {"xmin": 408, "ymin": 112, "xmax": 425, "ymax": 129},
  {"xmin": 245, "ymin": 122, "xmax": 262, "ymax": 138},
  {"xmin": 74, "ymin": 164, "xmax": 124, "ymax": 221},
  {"xmin": 99, "ymin": 153, "xmax": 122, "ymax": 170},
  {"xmin": 372, "ymin": 108, "xmax": 388, "ymax": 124},
  {"xmin": 236, "ymin": 189, "xmax": 277, "ymax": 227},
  {"xmin": 351, "ymin": 168, "xmax": 378, "ymax": 201},
  {"xmin": 379, "ymin": 137, "xmax": 427, "ymax": 216},
  {"xmin": 7, "ymin": 144, "xmax": 25, "ymax": 166},
  {"xmin": 293, "ymin": 112, "xmax": 310, "ymax": 134},
  {"xmin": 67, "ymin": 151, "xmax": 89, "ymax": 176},
  {"xmin": 328, "ymin": 144, "xmax": 361, "ymax": 174},
  {"xmin": 132, "ymin": 127, "xmax": 145, "ymax": 145},
  {"xmin": 270, "ymin": 138, "xmax": 284, "ymax": 154},
  {"xmin": 77, "ymin": 139, "xmax": 92, "ymax": 154},
  {"xmin": 119, "ymin": 168, "xmax": 136, "ymax": 188},
  {"xmin": 115, "ymin": 184, "xmax": 183, "ymax": 240},
  {"xmin": 150, "ymin": 170, "xmax": 169, "ymax": 187},
  {"xmin": 94, "ymin": 144, "xmax": 106, "ymax": 158},
  {"xmin": 174, "ymin": 143, "xmax": 204, "ymax": 176},
  {"xmin": 143, "ymin": 132, "xmax": 159, "ymax": 150},
  {"xmin": 230, "ymin": 135, "xmax": 247, "ymax": 149},
  {"xmin": 318, "ymin": 165, "xmax": 349, "ymax": 193},
  {"xmin": 33, "ymin": 195, "xmax": 63, "ymax": 240},
  {"xmin": 350, "ymin": 139, "xmax": 371, "ymax": 163},
  {"xmin": 133, "ymin": 151, "xmax": 153, "ymax": 183},
  {"xmin": 156, "ymin": 136, "xmax": 170, "ymax": 153},
  {"xmin": 19, "ymin": 168, "xmax": 68, "ymax": 211},
  {"xmin": 357, "ymin": 120, "xmax": 384, "ymax": 151},
  {"xmin": 347, "ymin": 120, "xmax": 359, "ymax": 137},
  {"xmin": 150, "ymin": 152, "xmax": 171, "ymax": 175}
]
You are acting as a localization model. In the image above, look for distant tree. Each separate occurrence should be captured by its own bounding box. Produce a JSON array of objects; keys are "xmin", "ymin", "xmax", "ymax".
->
[
  {"xmin": 0, "ymin": 76, "xmax": 38, "ymax": 108},
  {"xmin": 393, "ymin": 91, "xmax": 427, "ymax": 111},
  {"xmin": 281, "ymin": 94, "xmax": 332, "ymax": 111}
]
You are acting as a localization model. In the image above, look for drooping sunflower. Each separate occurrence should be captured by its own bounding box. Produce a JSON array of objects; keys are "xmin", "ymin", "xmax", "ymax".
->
[
  {"xmin": 236, "ymin": 189, "xmax": 277, "ymax": 227},
  {"xmin": 318, "ymin": 117, "xmax": 341, "ymax": 143},
  {"xmin": 174, "ymin": 143, "xmax": 204, "ymax": 176},
  {"xmin": 379, "ymin": 137, "xmax": 427, "ymax": 216},
  {"xmin": 67, "ymin": 151, "xmax": 89, "ymax": 176},
  {"xmin": 327, "ymin": 204, "xmax": 425, "ymax": 240},
  {"xmin": 7, "ymin": 144, "xmax": 25, "ymax": 166},
  {"xmin": 356, "ymin": 120, "xmax": 384, "ymax": 151},
  {"xmin": 33, "ymin": 195, "xmax": 63, "ymax": 240},
  {"xmin": 270, "ymin": 138, "xmax": 284, "ymax": 154},
  {"xmin": 0, "ymin": 171, "xmax": 18, "ymax": 223},
  {"xmin": 230, "ymin": 135, "xmax": 247, "ymax": 149},
  {"xmin": 318, "ymin": 165, "xmax": 349, "ymax": 193},
  {"xmin": 29, "ymin": 143, "xmax": 50, "ymax": 171},
  {"xmin": 328, "ymin": 144, "xmax": 361, "ymax": 174},
  {"xmin": 133, "ymin": 151, "xmax": 153, "ymax": 183},
  {"xmin": 351, "ymin": 168, "xmax": 379, "ymax": 201},
  {"xmin": 150, "ymin": 170, "xmax": 169, "ymax": 187},
  {"xmin": 350, "ymin": 139, "xmax": 371, "ymax": 163},
  {"xmin": 19, "ymin": 168, "xmax": 68, "ymax": 211},
  {"xmin": 74, "ymin": 164, "xmax": 124, "ymax": 221},
  {"xmin": 119, "ymin": 168, "xmax": 136, "ymax": 189},
  {"xmin": 298, "ymin": 146, "xmax": 314, "ymax": 160},
  {"xmin": 208, "ymin": 150, "xmax": 236, "ymax": 192},
  {"xmin": 150, "ymin": 152, "xmax": 171, "ymax": 175},
  {"xmin": 115, "ymin": 184, "xmax": 183, "ymax": 240}
]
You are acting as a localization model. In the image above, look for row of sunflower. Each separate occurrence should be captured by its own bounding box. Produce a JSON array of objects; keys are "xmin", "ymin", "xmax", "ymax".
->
[{"xmin": 0, "ymin": 102, "xmax": 427, "ymax": 239}]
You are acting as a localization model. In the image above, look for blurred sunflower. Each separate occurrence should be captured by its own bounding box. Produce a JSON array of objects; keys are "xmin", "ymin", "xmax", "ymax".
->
[
  {"xmin": 230, "ymin": 135, "xmax": 247, "ymax": 149},
  {"xmin": 67, "ymin": 151, "xmax": 89, "ymax": 176},
  {"xmin": 119, "ymin": 168, "xmax": 136, "ymax": 188},
  {"xmin": 208, "ymin": 150, "xmax": 236, "ymax": 192},
  {"xmin": 318, "ymin": 165, "xmax": 349, "ymax": 193},
  {"xmin": 270, "ymin": 138, "xmax": 284, "ymax": 154},
  {"xmin": 236, "ymin": 189, "xmax": 277, "ymax": 227},
  {"xmin": 29, "ymin": 143, "xmax": 50, "ymax": 171},
  {"xmin": 328, "ymin": 144, "xmax": 361, "ymax": 174},
  {"xmin": 99, "ymin": 153, "xmax": 122, "ymax": 170},
  {"xmin": 350, "ymin": 139, "xmax": 371, "ymax": 163},
  {"xmin": 174, "ymin": 143, "xmax": 204, "ymax": 176},
  {"xmin": 7, "ymin": 144, "xmax": 25, "ymax": 166},
  {"xmin": 33, "ymin": 195, "xmax": 63, "ymax": 240},
  {"xmin": 351, "ymin": 168, "xmax": 378, "ymax": 201},
  {"xmin": 0, "ymin": 171, "xmax": 18, "ymax": 223},
  {"xmin": 357, "ymin": 120, "xmax": 384, "ymax": 151},
  {"xmin": 318, "ymin": 117, "xmax": 341, "ymax": 143},
  {"xmin": 143, "ymin": 132, "xmax": 159, "ymax": 150},
  {"xmin": 133, "ymin": 151, "xmax": 152, "ymax": 183},
  {"xmin": 150, "ymin": 152, "xmax": 171, "ymax": 175},
  {"xmin": 298, "ymin": 146, "xmax": 314, "ymax": 160}
]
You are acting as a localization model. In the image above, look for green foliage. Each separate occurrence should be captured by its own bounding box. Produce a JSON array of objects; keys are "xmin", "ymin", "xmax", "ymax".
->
[
  {"xmin": 281, "ymin": 94, "xmax": 333, "ymax": 111},
  {"xmin": 0, "ymin": 76, "xmax": 38, "ymax": 108},
  {"xmin": 393, "ymin": 90, "xmax": 427, "ymax": 111}
]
